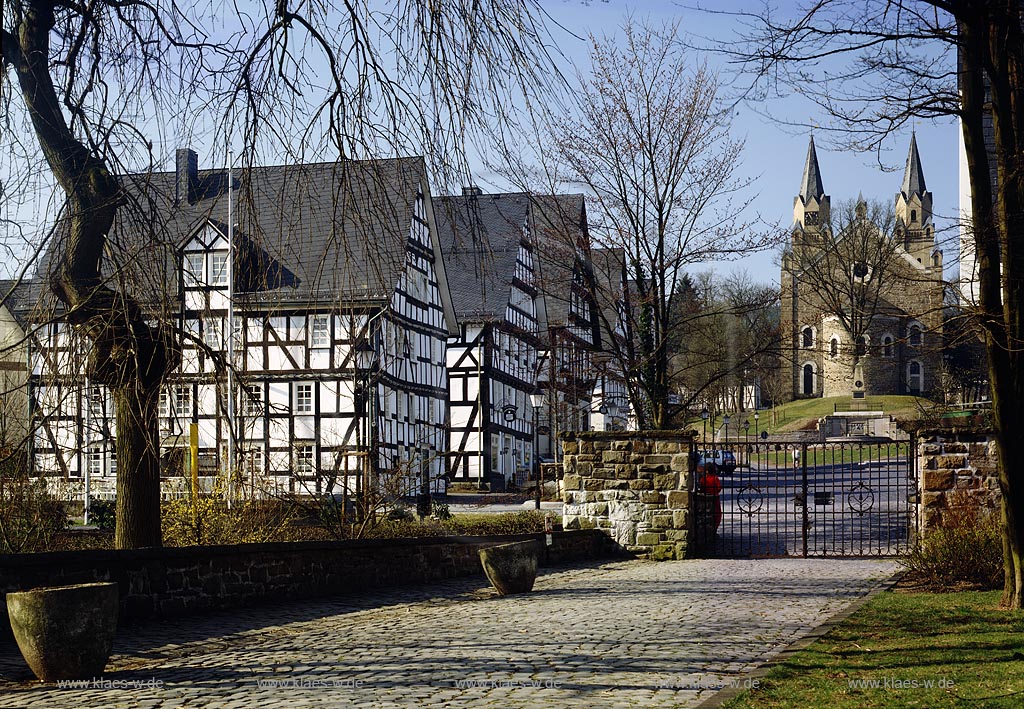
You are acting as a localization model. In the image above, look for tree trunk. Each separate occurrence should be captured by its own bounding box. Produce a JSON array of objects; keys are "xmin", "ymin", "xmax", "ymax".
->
[
  {"xmin": 7, "ymin": 1, "xmax": 176, "ymax": 549},
  {"xmin": 112, "ymin": 383, "xmax": 163, "ymax": 548},
  {"xmin": 960, "ymin": 5, "xmax": 1024, "ymax": 608}
]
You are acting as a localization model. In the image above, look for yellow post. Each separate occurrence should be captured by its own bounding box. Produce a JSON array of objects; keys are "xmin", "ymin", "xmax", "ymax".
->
[{"xmin": 189, "ymin": 423, "xmax": 199, "ymax": 502}]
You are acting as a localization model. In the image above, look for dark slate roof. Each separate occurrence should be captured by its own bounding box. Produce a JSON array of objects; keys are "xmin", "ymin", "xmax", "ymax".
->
[
  {"xmin": 39, "ymin": 156, "xmax": 428, "ymax": 312},
  {"xmin": 0, "ymin": 278, "xmax": 47, "ymax": 328},
  {"xmin": 433, "ymin": 192, "xmax": 530, "ymax": 322},
  {"xmin": 901, "ymin": 132, "xmax": 928, "ymax": 198},
  {"xmin": 799, "ymin": 136, "xmax": 826, "ymax": 201},
  {"xmin": 590, "ymin": 247, "xmax": 626, "ymax": 351},
  {"xmin": 531, "ymin": 194, "xmax": 590, "ymax": 333}
]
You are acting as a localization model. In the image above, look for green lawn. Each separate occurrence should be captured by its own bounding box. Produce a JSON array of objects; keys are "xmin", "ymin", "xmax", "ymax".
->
[
  {"xmin": 687, "ymin": 396, "xmax": 936, "ymax": 442},
  {"xmin": 720, "ymin": 590, "xmax": 1024, "ymax": 708}
]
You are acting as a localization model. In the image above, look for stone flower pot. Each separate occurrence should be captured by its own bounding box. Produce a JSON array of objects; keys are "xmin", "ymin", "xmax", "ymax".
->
[
  {"xmin": 479, "ymin": 540, "xmax": 540, "ymax": 595},
  {"xmin": 6, "ymin": 581, "xmax": 119, "ymax": 682}
]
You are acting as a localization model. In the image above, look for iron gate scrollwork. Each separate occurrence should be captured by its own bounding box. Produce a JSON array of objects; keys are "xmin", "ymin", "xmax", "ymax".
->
[{"xmin": 692, "ymin": 438, "xmax": 913, "ymax": 558}]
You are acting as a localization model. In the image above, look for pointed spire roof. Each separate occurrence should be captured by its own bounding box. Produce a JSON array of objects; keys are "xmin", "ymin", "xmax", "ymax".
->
[
  {"xmin": 799, "ymin": 136, "xmax": 826, "ymax": 201},
  {"xmin": 901, "ymin": 132, "xmax": 927, "ymax": 197}
]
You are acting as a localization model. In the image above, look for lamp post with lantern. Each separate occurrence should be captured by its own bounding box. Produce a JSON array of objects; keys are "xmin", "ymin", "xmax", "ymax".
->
[
  {"xmin": 701, "ymin": 406, "xmax": 709, "ymax": 446},
  {"xmin": 743, "ymin": 419, "xmax": 751, "ymax": 466},
  {"xmin": 722, "ymin": 414, "xmax": 731, "ymax": 443},
  {"xmin": 530, "ymin": 390, "xmax": 545, "ymax": 509},
  {"xmin": 500, "ymin": 402, "xmax": 518, "ymax": 490}
]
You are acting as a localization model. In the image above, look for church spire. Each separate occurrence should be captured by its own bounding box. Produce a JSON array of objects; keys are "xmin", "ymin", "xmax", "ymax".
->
[
  {"xmin": 799, "ymin": 136, "xmax": 826, "ymax": 201},
  {"xmin": 901, "ymin": 132, "xmax": 927, "ymax": 198}
]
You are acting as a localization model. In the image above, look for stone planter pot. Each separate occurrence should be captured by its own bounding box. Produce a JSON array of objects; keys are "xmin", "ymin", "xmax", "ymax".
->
[
  {"xmin": 478, "ymin": 540, "xmax": 539, "ymax": 595},
  {"xmin": 6, "ymin": 581, "xmax": 119, "ymax": 682}
]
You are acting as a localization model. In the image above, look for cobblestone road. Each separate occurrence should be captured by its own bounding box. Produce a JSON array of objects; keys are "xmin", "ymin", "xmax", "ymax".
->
[{"xmin": 0, "ymin": 558, "xmax": 898, "ymax": 708}]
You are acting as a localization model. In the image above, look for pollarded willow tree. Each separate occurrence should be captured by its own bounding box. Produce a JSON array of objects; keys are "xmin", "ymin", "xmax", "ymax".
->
[
  {"xmin": 732, "ymin": 0, "xmax": 1024, "ymax": 607},
  {"xmin": 498, "ymin": 20, "xmax": 773, "ymax": 430},
  {"xmin": 0, "ymin": 1, "xmax": 560, "ymax": 548}
]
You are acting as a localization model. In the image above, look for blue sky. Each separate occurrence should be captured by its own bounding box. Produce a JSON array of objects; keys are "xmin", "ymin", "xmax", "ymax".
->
[
  {"xmin": 3, "ymin": 1, "xmax": 959, "ymax": 287},
  {"xmin": 497, "ymin": 0, "xmax": 960, "ymax": 285}
]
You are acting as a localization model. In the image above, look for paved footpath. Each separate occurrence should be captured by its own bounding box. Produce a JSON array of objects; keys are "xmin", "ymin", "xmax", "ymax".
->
[{"xmin": 0, "ymin": 558, "xmax": 898, "ymax": 708}]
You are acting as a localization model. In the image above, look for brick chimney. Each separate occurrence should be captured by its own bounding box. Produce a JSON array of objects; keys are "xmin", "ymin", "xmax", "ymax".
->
[{"xmin": 175, "ymin": 148, "xmax": 199, "ymax": 205}]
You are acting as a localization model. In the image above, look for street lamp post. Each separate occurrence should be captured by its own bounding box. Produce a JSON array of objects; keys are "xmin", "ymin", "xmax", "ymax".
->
[
  {"xmin": 722, "ymin": 414, "xmax": 731, "ymax": 443},
  {"xmin": 701, "ymin": 406, "xmax": 709, "ymax": 446},
  {"xmin": 743, "ymin": 419, "xmax": 751, "ymax": 465},
  {"xmin": 353, "ymin": 339, "xmax": 378, "ymax": 523},
  {"xmin": 754, "ymin": 411, "xmax": 760, "ymax": 438},
  {"xmin": 501, "ymin": 402, "xmax": 517, "ymax": 491},
  {"xmin": 530, "ymin": 391, "xmax": 545, "ymax": 509}
]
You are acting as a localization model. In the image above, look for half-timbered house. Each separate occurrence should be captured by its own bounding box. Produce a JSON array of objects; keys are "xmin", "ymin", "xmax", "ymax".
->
[
  {"xmin": 531, "ymin": 195, "xmax": 604, "ymax": 462},
  {"xmin": 435, "ymin": 190, "xmax": 543, "ymax": 491},
  {"xmin": 26, "ymin": 152, "xmax": 456, "ymax": 499}
]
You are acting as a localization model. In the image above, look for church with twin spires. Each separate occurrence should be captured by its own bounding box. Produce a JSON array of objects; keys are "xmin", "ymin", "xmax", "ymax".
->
[{"xmin": 780, "ymin": 135, "xmax": 944, "ymax": 401}]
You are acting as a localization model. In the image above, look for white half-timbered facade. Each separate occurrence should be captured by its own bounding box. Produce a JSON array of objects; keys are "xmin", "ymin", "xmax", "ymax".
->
[
  {"xmin": 531, "ymin": 195, "xmax": 605, "ymax": 463},
  {"xmin": 436, "ymin": 191, "xmax": 542, "ymax": 490},
  {"xmin": 26, "ymin": 153, "xmax": 456, "ymax": 498}
]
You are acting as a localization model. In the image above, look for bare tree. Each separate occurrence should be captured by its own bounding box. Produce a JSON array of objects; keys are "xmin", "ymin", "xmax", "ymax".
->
[
  {"xmin": 672, "ymin": 270, "xmax": 779, "ymax": 420},
  {"xmin": 731, "ymin": 0, "xmax": 1024, "ymax": 607},
  {"xmin": 1, "ymin": 1, "xmax": 560, "ymax": 548},
  {"xmin": 783, "ymin": 198, "xmax": 907, "ymax": 393},
  {"xmin": 498, "ymin": 19, "xmax": 771, "ymax": 429}
]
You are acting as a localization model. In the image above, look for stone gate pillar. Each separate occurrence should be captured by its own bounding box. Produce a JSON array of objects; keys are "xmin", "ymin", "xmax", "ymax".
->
[{"xmin": 560, "ymin": 431, "xmax": 695, "ymax": 560}]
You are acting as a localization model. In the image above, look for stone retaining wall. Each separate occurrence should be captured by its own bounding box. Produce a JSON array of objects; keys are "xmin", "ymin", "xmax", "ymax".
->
[
  {"xmin": 915, "ymin": 428, "xmax": 1001, "ymax": 533},
  {"xmin": 0, "ymin": 530, "xmax": 622, "ymax": 637},
  {"xmin": 561, "ymin": 431, "xmax": 694, "ymax": 560}
]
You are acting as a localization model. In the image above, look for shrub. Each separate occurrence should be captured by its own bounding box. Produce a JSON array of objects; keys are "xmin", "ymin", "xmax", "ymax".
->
[
  {"xmin": 0, "ymin": 474, "xmax": 68, "ymax": 553},
  {"xmin": 902, "ymin": 491, "xmax": 1003, "ymax": 590},
  {"xmin": 89, "ymin": 498, "xmax": 117, "ymax": 531},
  {"xmin": 431, "ymin": 499, "xmax": 452, "ymax": 521},
  {"xmin": 442, "ymin": 510, "xmax": 550, "ymax": 536},
  {"xmin": 161, "ymin": 478, "xmax": 298, "ymax": 547}
]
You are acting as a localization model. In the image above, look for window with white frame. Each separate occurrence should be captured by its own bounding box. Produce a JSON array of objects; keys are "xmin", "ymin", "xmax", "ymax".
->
[
  {"xmin": 183, "ymin": 252, "xmax": 205, "ymax": 285},
  {"xmin": 309, "ymin": 315, "xmax": 330, "ymax": 348},
  {"xmin": 88, "ymin": 385, "xmax": 106, "ymax": 416},
  {"xmin": 203, "ymin": 319, "xmax": 222, "ymax": 349},
  {"xmin": 244, "ymin": 385, "xmax": 263, "ymax": 416},
  {"xmin": 174, "ymin": 385, "xmax": 191, "ymax": 417},
  {"xmin": 87, "ymin": 446, "xmax": 103, "ymax": 476},
  {"xmin": 801, "ymin": 326, "xmax": 815, "ymax": 349},
  {"xmin": 109, "ymin": 448, "xmax": 117, "ymax": 476},
  {"xmin": 908, "ymin": 360, "xmax": 923, "ymax": 393},
  {"xmin": 295, "ymin": 383, "xmax": 313, "ymax": 413},
  {"xmin": 159, "ymin": 389, "xmax": 170, "ymax": 418},
  {"xmin": 245, "ymin": 446, "xmax": 264, "ymax": 475},
  {"xmin": 294, "ymin": 443, "xmax": 315, "ymax": 476},
  {"xmin": 210, "ymin": 251, "xmax": 229, "ymax": 286},
  {"xmin": 882, "ymin": 335, "xmax": 894, "ymax": 358},
  {"xmin": 908, "ymin": 324, "xmax": 922, "ymax": 347}
]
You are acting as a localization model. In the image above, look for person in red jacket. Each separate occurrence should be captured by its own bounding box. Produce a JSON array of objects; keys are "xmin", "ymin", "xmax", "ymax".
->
[{"xmin": 697, "ymin": 462, "xmax": 723, "ymax": 531}]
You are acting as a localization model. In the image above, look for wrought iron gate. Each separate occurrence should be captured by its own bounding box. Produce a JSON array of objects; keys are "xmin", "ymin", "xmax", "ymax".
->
[{"xmin": 692, "ymin": 438, "xmax": 914, "ymax": 558}]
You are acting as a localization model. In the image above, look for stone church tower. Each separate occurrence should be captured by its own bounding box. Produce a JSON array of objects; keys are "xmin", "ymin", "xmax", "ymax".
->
[{"xmin": 780, "ymin": 135, "xmax": 944, "ymax": 401}]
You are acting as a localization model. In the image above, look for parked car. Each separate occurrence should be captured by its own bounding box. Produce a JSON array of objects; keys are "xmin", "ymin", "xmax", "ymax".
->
[{"xmin": 698, "ymin": 449, "xmax": 737, "ymax": 474}]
